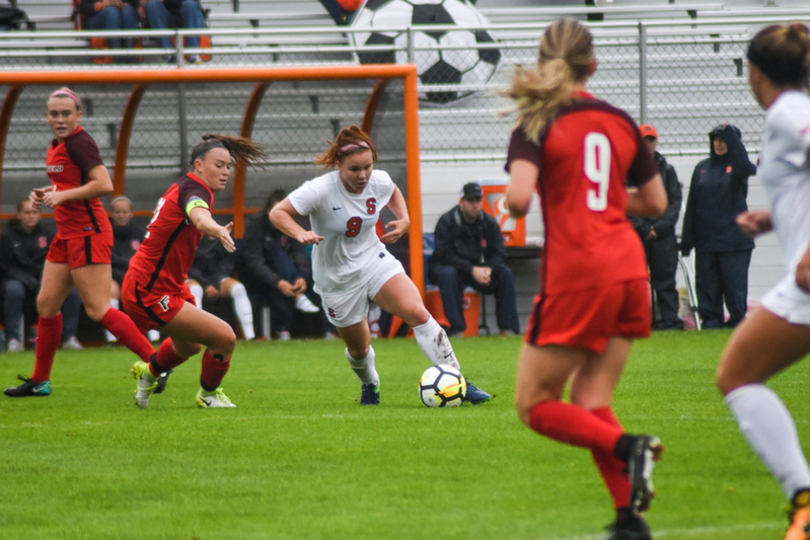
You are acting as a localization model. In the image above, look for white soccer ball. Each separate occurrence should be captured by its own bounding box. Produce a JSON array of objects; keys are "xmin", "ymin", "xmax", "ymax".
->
[
  {"xmin": 351, "ymin": 0, "xmax": 502, "ymax": 103},
  {"xmin": 419, "ymin": 364, "xmax": 467, "ymax": 407}
]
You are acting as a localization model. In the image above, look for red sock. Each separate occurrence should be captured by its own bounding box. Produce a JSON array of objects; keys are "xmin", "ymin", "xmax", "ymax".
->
[
  {"xmin": 100, "ymin": 308, "xmax": 155, "ymax": 362},
  {"xmin": 31, "ymin": 313, "xmax": 63, "ymax": 383},
  {"xmin": 149, "ymin": 338, "xmax": 187, "ymax": 377},
  {"xmin": 590, "ymin": 407, "xmax": 632, "ymax": 509},
  {"xmin": 528, "ymin": 400, "xmax": 623, "ymax": 454},
  {"xmin": 200, "ymin": 349, "xmax": 231, "ymax": 391}
]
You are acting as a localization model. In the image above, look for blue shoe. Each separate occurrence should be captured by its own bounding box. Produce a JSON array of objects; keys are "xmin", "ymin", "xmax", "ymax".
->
[
  {"xmin": 464, "ymin": 381, "xmax": 491, "ymax": 404},
  {"xmin": 360, "ymin": 382, "xmax": 380, "ymax": 405},
  {"xmin": 4, "ymin": 375, "xmax": 52, "ymax": 397}
]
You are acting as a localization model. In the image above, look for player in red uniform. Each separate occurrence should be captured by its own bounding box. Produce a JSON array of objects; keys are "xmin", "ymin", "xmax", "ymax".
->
[
  {"xmin": 4, "ymin": 87, "xmax": 157, "ymax": 398},
  {"xmin": 504, "ymin": 19, "xmax": 668, "ymax": 540},
  {"xmin": 123, "ymin": 134, "xmax": 266, "ymax": 409}
]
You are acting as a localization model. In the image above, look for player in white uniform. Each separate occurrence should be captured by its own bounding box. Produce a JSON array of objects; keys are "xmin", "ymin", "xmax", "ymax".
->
[
  {"xmin": 715, "ymin": 23, "xmax": 810, "ymax": 540},
  {"xmin": 270, "ymin": 125, "xmax": 491, "ymax": 405}
]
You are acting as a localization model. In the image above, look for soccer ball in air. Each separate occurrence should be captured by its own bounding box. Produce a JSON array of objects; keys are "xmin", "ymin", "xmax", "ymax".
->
[
  {"xmin": 350, "ymin": 0, "xmax": 502, "ymax": 104},
  {"xmin": 419, "ymin": 364, "xmax": 467, "ymax": 407}
]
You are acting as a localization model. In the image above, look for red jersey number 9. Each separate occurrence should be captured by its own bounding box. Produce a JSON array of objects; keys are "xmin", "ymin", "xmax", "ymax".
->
[
  {"xmin": 345, "ymin": 216, "xmax": 362, "ymax": 237},
  {"xmin": 584, "ymin": 132, "xmax": 611, "ymax": 212}
]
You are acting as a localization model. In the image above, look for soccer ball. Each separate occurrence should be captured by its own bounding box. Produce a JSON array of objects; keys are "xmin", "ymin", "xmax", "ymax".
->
[
  {"xmin": 350, "ymin": 0, "xmax": 502, "ymax": 103},
  {"xmin": 419, "ymin": 364, "xmax": 467, "ymax": 407}
]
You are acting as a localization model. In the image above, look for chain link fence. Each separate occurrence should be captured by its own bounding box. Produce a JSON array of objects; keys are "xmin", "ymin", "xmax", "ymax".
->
[{"xmin": 0, "ymin": 14, "xmax": 795, "ymax": 202}]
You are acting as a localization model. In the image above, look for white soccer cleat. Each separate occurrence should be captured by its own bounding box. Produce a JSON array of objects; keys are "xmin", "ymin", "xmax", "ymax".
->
[
  {"xmin": 196, "ymin": 387, "xmax": 236, "ymax": 408},
  {"xmin": 131, "ymin": 361, "xmax": 157, "ymax": 409},
  {"xmin": 295, "ymin": 295, "xmax": 320, "ymax": 313}
]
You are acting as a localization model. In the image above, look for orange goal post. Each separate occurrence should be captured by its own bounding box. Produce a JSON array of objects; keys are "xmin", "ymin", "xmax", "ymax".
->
[{"xmin": 0, "ymin": 65, "xmax": 426, "ymax": 293}]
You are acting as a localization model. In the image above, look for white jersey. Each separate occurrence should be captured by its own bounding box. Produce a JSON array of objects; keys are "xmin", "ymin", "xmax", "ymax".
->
[
  {"xmin": 759, "ymin": 90, "xmax": 810, "ymax": 273},
  {"xmin": 288, "ymin": 169, "xmax": 396, "ymax": 296}
]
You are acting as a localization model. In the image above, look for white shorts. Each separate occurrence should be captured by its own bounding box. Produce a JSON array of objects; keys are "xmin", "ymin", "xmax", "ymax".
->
[
  {"xmin": 320, "ymin": 253, "xmax": 405, "ymax": 328},
  {"xmin": 761, "ymin": 273, "xmax": 810, "ymax": 326}
]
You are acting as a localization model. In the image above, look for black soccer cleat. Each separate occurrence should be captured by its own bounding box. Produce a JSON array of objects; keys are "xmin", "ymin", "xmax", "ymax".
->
[
  {"xmin": 360, "ymin": 382, "xmax": 380, "ymax": 405},
  {"xmin": 464, "ymin": 381, "xmax": 492, "ymax": 404},
  {"xmin": 605, "ymin": 512, "xmax": 652, "ymax": 540},
  {"xmin": 153, "ymin": 369, "xmax": 173, "ymax": 395},
  {"xmin": 628, "ymin": 435, "xmax": 664, "ymax": 513},
  {"xmin": 4, "ymin": 375, "xmax": 52, "ymax": 397}
]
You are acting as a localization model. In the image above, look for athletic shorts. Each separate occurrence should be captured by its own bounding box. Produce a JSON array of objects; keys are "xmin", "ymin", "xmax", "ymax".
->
[
  {"xmin": 121, "ymin": 274, "xmax": 196, "ymax": 333},
  {"xmin": 46, "ymin": 230, "xmax": 112, "ymax": 270},
  {"xmin": 525, "ymin": 278, "xmax": 651, "ymax": 353},
  {"xmin": 761, "ymin": 273, "xmax": 810, "ymax": 326},
  {"xmin": 320, "ymin": 253, "xmax": 405, "ymax": 328}
]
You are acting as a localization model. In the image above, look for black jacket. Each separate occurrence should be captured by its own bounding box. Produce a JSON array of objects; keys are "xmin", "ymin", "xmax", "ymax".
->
[
  {"xmin": 629, "ymin": 151, "xmax": 682, "ymax": 240},
  {"xmin": 188, "ymin": 236, "xmax": 237, "ymax": 290},
  {"xmin": 111, "ymin": 222, "xmax": 145, "ymax": 284},
  {"xmin": 236, "ymin": 212, "xmax": 312, "ymax": 291},
  {"xmin": 0, "ymin": 219, "xmax": 55, "ymax": 292},
  {"xmin": 681, "ymin": 124, "xmax": 756, "ymax": 255},
  {"xmin": 427, "ymin": 205, "xmax": 507, "ymax": 277}
]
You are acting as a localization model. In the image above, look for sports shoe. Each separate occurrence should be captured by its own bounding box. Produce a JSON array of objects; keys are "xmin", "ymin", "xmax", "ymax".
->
[
  {"xmin": 464, "ymin": 381, "xmax": 492, "ymax": 404},
  {"xmin": 154, "ymin": 369, "xmax": 172, "ymax": 395},
  {"xmin": 4, "ymin": 375, "xmax": 51, "ymax": 397},
  {"xmin": 605, "ymin": 513, "xmax": 652, "ymax": 540},
  {"xmin": 295, "ymin": 295, "xmax": 320, "ymax": 313},
  {"xmin": 131, "ymin": 361, "xmax": 157, "ymax": 409},
  {"xmin": 628, "ymin": 435, "xmax": 664, "ymax": 513},
  {"xmin": 196, "ymin": 387, "xmax": 236, "ymax": 408},
  {"xmin": 785, "ymin": 491, "xmax": 810, "ymax": 540},
  {"xmin": 278, "ymin": 331, "xmax": 291, "ymax": 341},
  {"xmin": 6, "ymin": 338, "xmax": 23, "ymax": 352},
  {"xmin": 61, "ymin": 336, "xmax": 83, "ymax": 350},
  {"xmin": 360, "ymin": 382, "xmax": 380, "ymax": 405}
]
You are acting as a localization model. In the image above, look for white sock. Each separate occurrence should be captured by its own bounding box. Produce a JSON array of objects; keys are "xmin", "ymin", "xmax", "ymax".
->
[
  {"xmin": 413, "ymin": 316, "xmax": 460, "ymax": 370},
  {"xmin": 726, "ymin": 384, "xmax": 810, "ymax": 498},
  {"xmin": 189, "ymin": 283, "xmax": 203, "ymax": 309},
  {"xmin": 345, "ymin": 345, "xmax": 379, "ymax": 386},
  {"xmin": 105, "ymin": 299, "xmax": 119, "ymax": 342},
  {"xmin": 147, "ymin": 329, "xmax": 160, "ymax": 342},
  {"xmin": 230, "ymin": 282, "xmax": 255, "ymax": 340}
]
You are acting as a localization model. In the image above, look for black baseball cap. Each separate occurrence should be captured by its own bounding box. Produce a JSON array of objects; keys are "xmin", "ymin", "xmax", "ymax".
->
[{"xmin": 461, "ymin": 182, "xmax": 483, "ymax": 200}]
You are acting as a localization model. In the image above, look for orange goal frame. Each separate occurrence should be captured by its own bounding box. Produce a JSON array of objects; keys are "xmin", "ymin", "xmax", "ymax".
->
[{"xmin": 0, "ymin": 65, "xmax": 426, "ymax": 293}]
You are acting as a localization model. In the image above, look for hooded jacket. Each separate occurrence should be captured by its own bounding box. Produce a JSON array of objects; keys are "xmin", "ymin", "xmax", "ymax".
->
[
  {"xmin": 0, "ymin": 219, "xmax": 54, "ymax": 292},
  {"xmin": 629, "ymin": 151, "xmax": 682, "ymax": 239},
  {"xmin": 681, "ymin": 124, "xmax": 756, "ymax": 255}
]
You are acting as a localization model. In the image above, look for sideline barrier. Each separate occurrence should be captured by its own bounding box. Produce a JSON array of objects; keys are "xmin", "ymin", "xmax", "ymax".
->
[{"xmin": 0, "ymin": 64, "xmax": 426, "ymax": 294}]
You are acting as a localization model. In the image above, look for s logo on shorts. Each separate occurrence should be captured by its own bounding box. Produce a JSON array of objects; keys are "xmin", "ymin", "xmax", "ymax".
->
[{"xmin": 158, "ymin": 295, "xmax": 171, "ymax": 312}]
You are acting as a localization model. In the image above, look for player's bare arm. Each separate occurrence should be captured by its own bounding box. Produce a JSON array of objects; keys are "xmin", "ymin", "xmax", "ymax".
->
[
  {"xmin": 506, "ymin": 159, "xmax": 538, "ymax": 218},
  {"xmin": 380, "ymin": 186, "xmax": 409, "ymax": 244},
  {"xmin": 269, "ymin": 198, "xmax": 324, "ymax": 245},
  {"xmin": 41, "ymin": 165, "xmax": 113, "ymax": 208},
  {"xmin": 188, "ymin": 206, "xmax": 236, "ymax": 252}
]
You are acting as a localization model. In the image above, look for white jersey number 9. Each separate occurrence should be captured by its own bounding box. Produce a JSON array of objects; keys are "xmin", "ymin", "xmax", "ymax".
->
[{"xmin": 584, "ymin": 132, "xmax": 611, "ymax": 212}]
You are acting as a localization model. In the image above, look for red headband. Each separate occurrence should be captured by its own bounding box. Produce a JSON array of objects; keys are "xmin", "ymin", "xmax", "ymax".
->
[{"xmin": 49, "ymin": 87, "xmax": 81, "ymax": 106}]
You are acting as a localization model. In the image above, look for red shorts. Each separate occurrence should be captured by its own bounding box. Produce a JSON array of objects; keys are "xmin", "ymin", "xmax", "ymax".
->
[
  {"xmin": 121, "ymin": 273, "xmax": 196, "ymax": 333},
  {"xmin": 525, "ymin": 278, "xmax": 651, "ymax": 353},
  {"xmin": 46, "ymin": 230, "xmax": 112, "ymax": 270}
]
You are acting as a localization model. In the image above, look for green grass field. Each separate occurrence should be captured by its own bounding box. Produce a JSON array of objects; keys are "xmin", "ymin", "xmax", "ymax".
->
[{"xmin": 1, "ymin": 331, "xmax": 805, "ymax": 540}]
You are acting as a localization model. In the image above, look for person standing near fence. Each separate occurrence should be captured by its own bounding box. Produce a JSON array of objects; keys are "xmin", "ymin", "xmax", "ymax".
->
[
  {"xmin": 681, "ymin": 122, "xmax": 757, "ymax": 329},
  {"xmin": 504, "ymin": 19, "xmax": 667, "ymax": 539},
  {"xmin": 629, "ymin": 124, "xmax": 684, "ymax": 331},
  {"xmin": 716, "ymin": 23, "xmax": 810, "ymax": 540},
  {"xmin": 269, "ymin": 124, "xmax": 491, "ymax": 406},
  {"xmin": 123, "ymin": 134, "xmax": 266, "ymax": 409},
  {"xmin": 4, "ymin": 87, "xmax": 156, "ymax": 398}
]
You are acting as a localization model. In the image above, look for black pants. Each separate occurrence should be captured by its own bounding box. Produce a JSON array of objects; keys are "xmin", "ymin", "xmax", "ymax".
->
[
  {"xmin": 429, "ymin": 262, "xmax": 520, "ymax": 335},
  {"xmin": 695, "ymin": 249, "xmax": 752, "ymax": 328},
  {"xmin": 643, "ymin": 235, "xmax": 683, "ymax": 329}
]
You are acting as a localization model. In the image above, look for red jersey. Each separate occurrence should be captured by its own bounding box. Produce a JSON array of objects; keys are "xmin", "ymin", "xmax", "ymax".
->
[
  {"xmin": 127, "ymin": 173, "xmax": 213, "ymax": 296},
  {"xmin": 506, "ymin": 92, "xmax": 658, "ymax": 296},
  {"xmin": 46, "ymin": 126, "xmax": 112, "ymax": 239}
]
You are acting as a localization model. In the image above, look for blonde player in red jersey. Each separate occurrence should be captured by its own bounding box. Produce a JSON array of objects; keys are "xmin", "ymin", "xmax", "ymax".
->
[
  {"xmin": 123, "ymin": 134, "xmax": 266, "ymax": 409},
  {"xmin": 4, "ymin": 87, "xmax": 156, "ymax": 399},
  {"xmin": 504, "ymin": 19, "xmax": 668, "ymax": 540}
]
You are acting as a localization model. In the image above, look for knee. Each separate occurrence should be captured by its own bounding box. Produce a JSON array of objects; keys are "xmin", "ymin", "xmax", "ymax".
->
[
  {"xmin": 432, "ymin": 266, "xmax": 460, "ymax": 286},
  {"xmin": 514, "ymin": 395, "xmax": 538, "ymax": 428},
  {"xmin": 84, "ymin": 303, "xmax": 108, "ymax": 322},
  {"xmin": 4, "ymin": 280, "xmax": 26, "ymax": 301},
  {"xmin": 347, "ymin": 343, "xmax": 369, "ymax": 360},
  {"xmin": 211, "ymin": 325, "xmax": 237, "ymax": 354},
  {"xmin": 716, "ymin": 360, "xmax": 741, "ymax": 396}
]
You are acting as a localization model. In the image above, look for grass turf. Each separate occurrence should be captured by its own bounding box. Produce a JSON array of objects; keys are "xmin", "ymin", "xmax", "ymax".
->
[{"xmin": 0, "ymin": 331, "xmax": 805, "ymax": 540}]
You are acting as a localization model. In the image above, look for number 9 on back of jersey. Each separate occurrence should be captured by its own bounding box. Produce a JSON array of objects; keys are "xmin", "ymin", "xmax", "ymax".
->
[{"xmin": 419, "ymin": 365, "xmax": 467, "ymax": 407}]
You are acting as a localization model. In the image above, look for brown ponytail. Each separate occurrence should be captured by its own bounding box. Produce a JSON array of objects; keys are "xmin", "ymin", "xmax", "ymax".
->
[
  {"xmin": 313, "ymin": 124, "xmax": 377, "ymax": 169},
  {"xmin": 190, "ymin": 134, "xmax": 268, "ymax": 168}
]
